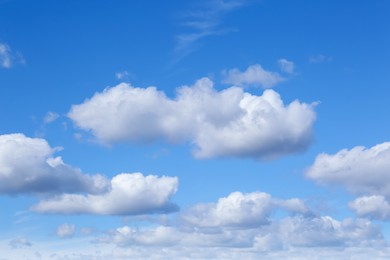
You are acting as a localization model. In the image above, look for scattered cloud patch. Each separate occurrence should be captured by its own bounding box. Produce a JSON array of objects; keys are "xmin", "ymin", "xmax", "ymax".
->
[
  {"xmin": 9, "ymin": 237, "xmax": 32, "ymax": 249},
  {"xmin": 349, "ymin": 195, "xmax": 390, "ymax": 221},
  {"xmin": 0, "ymin": 133, "xmax": 109, "ymax": 195},
  {"xmin": 56, "ymin": 223, "xmax": 76, "ymax": 238},
  {"xmin": 277, "ymin": 59, "xmax": 295, "ymax": 74},
  {"xmin": 222, "ymin": 64, "xmax": 284, "ymax": 88},
  {"xmin": 306, "ymin": 142, "xmax": 390, "ymax": 196},
  {"xmin": 32, "ymin": 173, "xmax": 179, "ymax": 216},
  {"xmin": 68, "ymin": 78, "xmax": 316, "ymax": 160},
  {"xmin": 97, "ymin": 192, "xmax": 383, "ymax": 256},
  {"xmin": 115, "ymin": 71, "xmax": 130, "ymax": 80},
  {"xmin": 43, "ymin": 112, "xmax": 59, "ymax": 124},
  {"xmin": 182, "ymin": 191, "xmax": 309, "ymax": 228},
  {"xmin": 309, "ymin": 54, "xmax": 332, "ymax": 64}
]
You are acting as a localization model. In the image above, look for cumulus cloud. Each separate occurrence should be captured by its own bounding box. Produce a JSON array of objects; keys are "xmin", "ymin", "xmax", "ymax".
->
[
  {"xmin": 222, "ymin": 64, "xmax": 284, "ymax": 88},
  {"xmin": 306, "ymin": 142, "xmax": 390, "ymax": 196},
  {"xmin": 68, "ymin": 78, "xmax": 316, "ymax": 160},
  {"xmin": 56, "ymin": 223, "xmax": 76, "ymax": 238},
  {"xmin": 0, "ymin": 133, "xmax": 109, "ymax": 195},
  {"xmin": 32, "ymin": 173, "xmax": 179, "ymax": 215},
  {"xmin": 349, "ymin": 195, "xmax": 390, "ymax": 220},
  {"xmin": 277, "ymin": 59, "xmax": 295, "ymax": 74},
  {"xmin": 98, "ymin": 192, "xmax": 383, "ymax": 255},
  {"xmin": 182, "ymin": 191, "xmax": 309, "ymax": 228}
]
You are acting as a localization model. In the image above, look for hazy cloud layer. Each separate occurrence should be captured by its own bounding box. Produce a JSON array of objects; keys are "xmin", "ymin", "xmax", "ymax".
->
[
  {"xmin": 68, "ymin": 77, "xmax": 316, "ymax": 160},
  {"xmin": 222, "ymin": 64, "xmax": 285, "ymax": 88},
  {"xmin": 32, "ymin": 173, "xmax": 179, "ymax": 215},
  {"xmin": 0, "ymin": 134, "xmax": 109, "ymax": 195}
]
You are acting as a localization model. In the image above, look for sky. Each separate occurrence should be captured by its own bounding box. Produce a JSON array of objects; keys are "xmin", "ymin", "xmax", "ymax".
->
[{"xmin": 0, "ymin": 0, "xmax": 390, "ymax": 259}]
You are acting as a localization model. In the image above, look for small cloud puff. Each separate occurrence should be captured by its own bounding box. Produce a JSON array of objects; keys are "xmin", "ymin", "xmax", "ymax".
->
[
  {"xmin": 277, "ymin": 59, "xmax": 295, "ymax": 74},
  {"xmin": 222, "ymin": 64, "xmax": 284, "ymax": 88},
  {"xmin": 56, "ymin": 223, "xmax": 76, "ymax": 238}
]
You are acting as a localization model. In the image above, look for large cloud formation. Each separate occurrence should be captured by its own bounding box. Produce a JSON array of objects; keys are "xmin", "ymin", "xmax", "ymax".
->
[
  {"xmin": 307, "ymin": 142, "xmax": 390, "ymax": 220},
  {"xmin": 0, "ymin": 133, "xmax": 179, "ymax": 215},
  {"xmin": 96, "ymin": 191, "xmax": 383, "ymax": 258},
  {"xmin": 0, "ymin": 133, "xmax": 109, "ymax": 195},
  {"xmin": 32, "ymin": 173, "xmax": 178, "ymax": 215},
  {"xmin": 68, "ymin": 78, "xmax": 316, "ymax": 160}
]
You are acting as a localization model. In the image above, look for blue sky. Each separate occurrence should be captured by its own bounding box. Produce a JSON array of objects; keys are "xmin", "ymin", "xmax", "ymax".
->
[{"xmin": 0, "ymin": 0, "xmax": 390, "ymax": 259}]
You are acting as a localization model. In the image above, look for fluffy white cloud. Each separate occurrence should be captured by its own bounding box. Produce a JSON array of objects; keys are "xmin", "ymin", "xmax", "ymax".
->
[
  {"xmin": 97, "ymin": 192, "xmax": 383, "ymax": 257},
  {"xmin": 0, "ymin": 134, "xmax": 109, "ymax": 195},
  {"xmin": 68, "ymin": 78, "xmax": 316, "ymax": 159},
  {"xmin": 182, "ymin": 191, "xmax": 309, "ymax": 228},
  {"xmin": 349, "ymin": 195, "xmax": 390, "ymax": 220},
  {"xmin": 56, "ymin": 223, "xmax": 76, "ymax": 238},
  {"xmin": 222, "ymin": 64, "xmax": 284, "ymax": 88},
  {"xmin": 277, "ymin": 59, "xmax": 295, "ymax": 74},
  {"xmin": 306, "ymin": 142, "xmax": 390, "ymax": 196},
  {"xmin": 32, "ymin": 173, "xmax": 179, "ymax": 215}
]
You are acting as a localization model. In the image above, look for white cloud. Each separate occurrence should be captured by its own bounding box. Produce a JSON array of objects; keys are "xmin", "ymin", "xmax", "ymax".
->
[
  {"xmin": 56, "ymin": 223, "xmax": 76, "ymax": 238},
  {"xmin": 222, "ymin": 64, "xmax": 284, "ymax": 88},
  {"xmin": 349, "ymin": 195, "xmax": 390, "ymax": 220},
  {"xmin": 277, "ymin": 59, "xmax": 295, "ymax": 74},
  {"xmin": 0, "ymin": 133, "xmax": 109, "ymax": 195},
  {"xmin": 97, "ymin": 192, "xmax": 383, "ymax": 257},
  {"xmin": 8, "ymin": 237, "xmax": 32, "ymax": 249},
  {"xmin": 182, "ymin": 191, "xmax": 309, "ymax": 228},
  {"xmin": 68, "ymin": 78, "xmax": 316, "ymax": 160},
  {"xmin": 43, "ymin": 111, "xmax": 59, "ymax": 124},
  {"xmin": 32, "ymin": 173, "xmax": 178, "ymax": 215},
  {"xmin": 309, "ymin": 54, "xmax": 332, "ymax": 64},
  {"xmin": 306, "ymin": 142, "xmax": 390, "ymax": 196}
]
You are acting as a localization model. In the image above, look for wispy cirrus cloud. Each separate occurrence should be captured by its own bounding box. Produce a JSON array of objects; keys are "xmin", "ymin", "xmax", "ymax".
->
[
  {"xmin": 173, "ymin": 0, "xmax": 252, "ymax": 64},
  {"xmin": 0, "ymin": 42, "xmax": 24, "ymax": 68}
]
